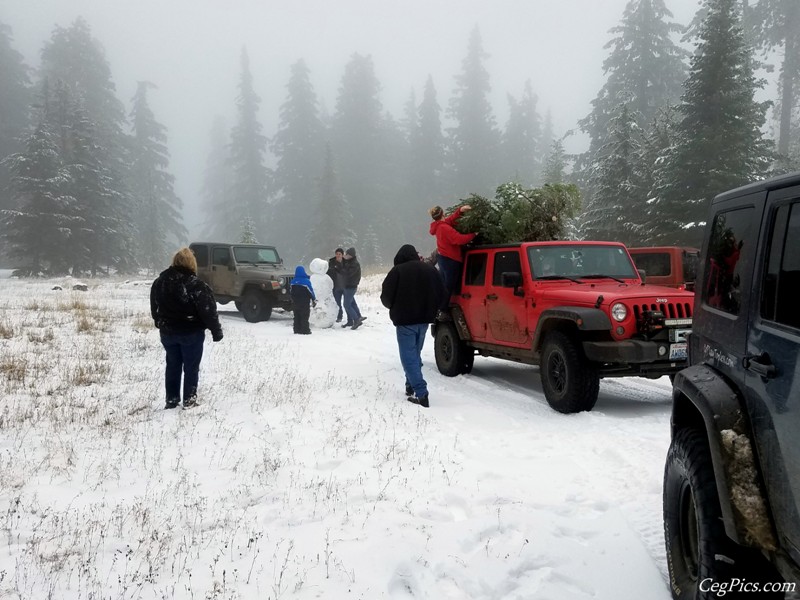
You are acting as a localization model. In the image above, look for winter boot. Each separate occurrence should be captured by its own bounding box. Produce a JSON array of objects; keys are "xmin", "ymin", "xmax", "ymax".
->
[
  {"xmin": 405, "ymin": 383, "xmax": 414, "ymax": 397},
  {"xmin": 407, "ymin": 394, "xmax": 429, "ymax": 408}
]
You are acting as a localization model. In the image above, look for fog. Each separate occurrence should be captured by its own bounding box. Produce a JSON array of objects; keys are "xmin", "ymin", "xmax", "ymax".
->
[{"xmin": 0, "ymin": 0, "xmax": 702, "ymax": 236}]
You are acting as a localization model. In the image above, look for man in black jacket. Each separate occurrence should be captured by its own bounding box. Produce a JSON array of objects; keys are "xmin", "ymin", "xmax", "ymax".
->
[
  {"xmin": 342, "ymin": 247, "xmax": 365, "ymax": 329},
  {"xmin": 150, "ymin": 248, "xmax": 223, "ymax": 409},
  {"xmin": 380, "ymin": 244, "xmax": 446, "ymax": 408}
]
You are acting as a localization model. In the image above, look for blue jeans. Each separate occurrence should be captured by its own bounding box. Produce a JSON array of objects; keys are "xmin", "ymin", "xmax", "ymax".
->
[
  {"xmin": 333, "ymin": 288, "xmax": 343, "ymax": 321},
  {"xmin": 160, "ymin": 330, "xmax": 205, "ymax": 402},
  {"xmin": 437, "ymin": 254, "xmax": 462, "ymax": 311},
  {"xmin": 343, "ymin": 287, "xmax": 361, "ymax": 324},
  {"xmin": 396, "ymin": 324, "xmax": 429, "ymax": 398}
]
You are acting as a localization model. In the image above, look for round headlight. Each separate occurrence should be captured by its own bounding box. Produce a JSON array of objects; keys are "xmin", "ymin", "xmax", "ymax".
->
[{"xmin": 611, "ymin": 302, "xmax": 628, "ymax": 322}]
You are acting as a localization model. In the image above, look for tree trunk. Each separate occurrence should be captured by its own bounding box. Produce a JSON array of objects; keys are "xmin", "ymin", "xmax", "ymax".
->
[{"xmin": 778, "ymin": 0, "xmax": 799, "ymax": 157}]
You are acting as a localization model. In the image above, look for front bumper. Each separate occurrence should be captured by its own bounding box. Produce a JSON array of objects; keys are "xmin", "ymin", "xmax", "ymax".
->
[{"xmin": 582, "ymin": 339, "xmax": 683, "ymax": 364}]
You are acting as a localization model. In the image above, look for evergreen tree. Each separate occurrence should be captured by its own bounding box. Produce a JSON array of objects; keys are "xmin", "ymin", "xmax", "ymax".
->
[
  {"xmin": 749, "ymin": 0, "xmax": 799, "ymax": 158},
  {"xmin": 129, "ymin": 81, "xmax": 185, "ymax": 273},
  {"xmin": 651, "ymin": 0, "xmax": 773, "ymax": 246},
  {"xmin": 309, "ymin": 145, "xmax": 355, "ymax": 260},
  {"xmin": 0, "ymin": 21, "xmax": 31, "ymax": 217},
  {"xmin": 228, "ymin": 47, "xmax": 270, "ymax": 241},
  {"xmin": 200, "ymin": 116, "xmax": 234, "ymax": 240},
  {"xmin": 580, "ymin": 0, "xmax": 687, "ymax": 157},
  {"xmin": 447, "ymin": 26, "xmax": 500, "ymax": 198},
  {"xmin": 542, "ymin": 139, "xmax": 567, "ymax": 185},
  {"xmin": 580, "ymin": 103, "xmax": 648, "ymax": 245},
  {"xmin": 330, "ymin": 53, "xmax": 385, "ymax": 259},
  {"xmin": 240, "ymin": 216, "xmax": 257, "ymax": 243},
  {"xmin": 501, "ymin": 80, "xmax": 542, "ymax": 186},
  {"xmin": 1, "ymin": 120, "xmax": 72, "ymax": 274},
  {"xmin": 271, "ymin": 59, "xmax": 326, "ymax": 259},
  {"xmin": 408, "ymin": 75, "xmax": 445, "ymax": 236}
]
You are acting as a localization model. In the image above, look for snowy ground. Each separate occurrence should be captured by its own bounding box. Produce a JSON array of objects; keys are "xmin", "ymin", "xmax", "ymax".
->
[{"xmin": 0, "ymin": 273, "xmax": 674, "ymax": 599}]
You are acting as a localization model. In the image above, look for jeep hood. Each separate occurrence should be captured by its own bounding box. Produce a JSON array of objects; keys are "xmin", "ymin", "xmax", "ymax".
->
[{"xmin": 537, "ymin": 281, "xmax": 694, "ymax": 305}]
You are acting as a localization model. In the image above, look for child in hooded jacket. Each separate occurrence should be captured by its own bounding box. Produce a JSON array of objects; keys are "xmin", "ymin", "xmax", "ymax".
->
[{"xmin": 290, "ymin": 265, "xmax": 316, "ymax": 334}]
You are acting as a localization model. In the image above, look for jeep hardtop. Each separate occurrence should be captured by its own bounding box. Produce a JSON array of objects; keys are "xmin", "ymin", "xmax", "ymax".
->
[
  {"xmin": 189, "ymin": 242, "xmax": 294, "ymax": 322},
  {"xmin": 663, "ymin": 172, "xmax": 800, "ymax": 597},
  {"xmin": 434, "ymin": 240, "xmax": 694, "ymax": 413},
  {"xmin": 629, "ymin": 246, "xmax": 700, "ymax": 291}
]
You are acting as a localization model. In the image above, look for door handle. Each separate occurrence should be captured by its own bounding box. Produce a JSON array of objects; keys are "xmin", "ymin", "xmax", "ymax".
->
[
  {"xmin": 461, "ymin": 292, "xmax": 472, "ymax": 299},
  {"xmin": 743, "ymin": 353, "xmax": 777, "ymax": 379},
  {"xmin": 486, "ymin": 294, "xmax": 498, "ymax": 300}
]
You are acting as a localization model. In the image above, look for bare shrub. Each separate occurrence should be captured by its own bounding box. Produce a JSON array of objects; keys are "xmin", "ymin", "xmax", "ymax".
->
[
  {"xmin": 0, "ymin": 319, "xmax": 14, "ymax": 339},
  {"xmin": 27, "ymin": 329, "xmax": 55, "ymax": 344}
]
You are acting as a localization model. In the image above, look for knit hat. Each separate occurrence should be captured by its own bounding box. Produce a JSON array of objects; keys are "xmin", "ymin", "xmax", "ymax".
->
[
  {"xmin": 345, "ymin": 247, "xmax": 357, "ymax": 258},
  {"xmin": 429, "ymin": 205, "xmax": 444, "ymax": 220}
]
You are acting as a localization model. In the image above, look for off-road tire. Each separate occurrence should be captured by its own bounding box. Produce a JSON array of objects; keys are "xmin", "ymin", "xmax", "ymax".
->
[
  {"xmin": 435, "ymin": 322, "xmax": 473, "ymax": 376},
  {"xmin": 241, "ymin": 291, "xmax": 269, "ymax": 323},
  {"xmin": 540, "ymin": 331, "xmax": 599, "ymax": 413},
  {"xmin": 234, "ymin": 300, "xmax": 243, "ymax": 313},
  {"xmin": 663, "ymin": 428, "xmax": 784, "ymax": 599}
]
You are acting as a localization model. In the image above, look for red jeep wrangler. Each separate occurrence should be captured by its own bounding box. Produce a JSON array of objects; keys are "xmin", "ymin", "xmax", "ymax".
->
[
  {"xmin": 628, "ymin": 246, "xmax": 700, "ymax": 290},
  {"xmin": 434, "ymin": 241, "xmax": 695, "ymax": 413}
]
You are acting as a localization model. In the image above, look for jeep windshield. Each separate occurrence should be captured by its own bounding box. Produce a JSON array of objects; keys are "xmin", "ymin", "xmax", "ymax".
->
[
  {"xmin": 233, "ymin": 246, "xmax": 280, "ymax": 265},
  {"xmin": 528, "ymin": 244, "xmax": 638, "ymax": 281}
]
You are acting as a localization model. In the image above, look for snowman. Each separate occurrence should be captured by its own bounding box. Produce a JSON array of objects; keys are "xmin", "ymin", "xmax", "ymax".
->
[{"xmin": 309, "ymin": 258, "xmax": 337, "ymax": 328}]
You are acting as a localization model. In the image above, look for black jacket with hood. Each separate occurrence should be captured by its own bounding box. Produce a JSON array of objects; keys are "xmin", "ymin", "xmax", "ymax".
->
[
  {"xmin": 380, "ymin": 244, "xmax": 445, "ymax": 326},
  {"xmin": 150, "ymin": 266, "xmax": 223, "ymax": 339},
  {"xmin": 342, "ymin": 247, "xmax": 362, "ymax": 288}
]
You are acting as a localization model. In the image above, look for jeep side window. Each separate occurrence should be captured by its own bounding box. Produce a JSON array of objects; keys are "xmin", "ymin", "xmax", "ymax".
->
[
  {"xmin": 761, "ymin": 201, "xmax": 800, "ymax": 329},
  {"xmin": 464, "ymin": 253, "xmax": 488, "ymax": 286},
  {"xmin": 192, "ymin": 245, "xmax": 209, "ymax": 268},
  {"xmin": 703, "ymin": 207, "xmax": 753, "ymax": 315},
  {"xmin": 492, "ymin": 251, "xmax": 522, "ymax": 286},
  {"xmin": 633, "ymin": 253, "xmax": 670, "ymax": 277},
  {"xmin": 212, "ymin": 247, "xmax": 231, "ymax": 267},
  {"xmin": 682, "ymin": 251, "xmax": 699, "ymax": 284}
]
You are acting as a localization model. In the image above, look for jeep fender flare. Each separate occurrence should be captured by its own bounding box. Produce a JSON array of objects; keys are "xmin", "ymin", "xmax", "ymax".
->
[
  {"xmin": 672, "ymin": 364, "xmax": 777, "ymax": 550},
  {"xmin": 532, "ymin": 307, "xmax": 612, "ymax": 352}
]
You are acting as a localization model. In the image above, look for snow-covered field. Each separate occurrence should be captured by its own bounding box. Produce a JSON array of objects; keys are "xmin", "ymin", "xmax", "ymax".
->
[{"xmin": 0, "ymin": 273, "xmax": 674, "ymax": 599}]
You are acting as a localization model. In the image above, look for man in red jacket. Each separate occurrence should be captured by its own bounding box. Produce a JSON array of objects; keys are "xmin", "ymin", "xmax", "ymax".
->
[{"xmin": 429, "ymin": 204, "xmax": 476, "ymax": 318}]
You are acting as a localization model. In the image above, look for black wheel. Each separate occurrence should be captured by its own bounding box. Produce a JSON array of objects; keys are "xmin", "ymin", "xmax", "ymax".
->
[
  {"xmin": 234, "ymin": 300, "xmax": 243, "ymax": 312},
  {"xmin": 539, "ymin": 331, "xmax": 599, "ymax": 413},
  {"xmin": 435, "ymin": 322, "xmax": 473, "ymax": 376},
  {"xmin": 664, "ymin": 428, "xmax": 784, "ymax": 599},
  {"xmin": 240, "ymin": 291, "xmax": 267, "ymax": 323},
  {"xmin": 260, "ymin": 303, "xmax": 273, "ymax": 321}
]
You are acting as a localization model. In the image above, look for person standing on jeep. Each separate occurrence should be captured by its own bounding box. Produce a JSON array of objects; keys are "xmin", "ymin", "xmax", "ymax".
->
[
  {"xmin": 150, "ymin": 247, "xmax": 223, "ymax": 409},
  {"xmin": 342, "ymin": 247, "xmax": 365, "ymax": 330},
  {"xmin": 429, "ymin": 204, "xmax": 476, "ymax": 317},
  {"xmin": 327, "ymin": 248, "xmax": 345, "ymax": 323},
  {"xmin": 381, "ymin": 244, "xmax": 446, "ymax": 408}
]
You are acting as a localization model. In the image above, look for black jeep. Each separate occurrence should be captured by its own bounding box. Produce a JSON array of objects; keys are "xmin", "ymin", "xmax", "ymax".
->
[{"xmin": 663, "ymin": 172, "xmax": 800, "ymax": 598}]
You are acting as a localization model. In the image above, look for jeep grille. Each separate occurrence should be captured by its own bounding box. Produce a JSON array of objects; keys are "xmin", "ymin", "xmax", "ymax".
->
[{"xmin": 633, "ymin": 301, "xmax": 692, "ymax": 320}]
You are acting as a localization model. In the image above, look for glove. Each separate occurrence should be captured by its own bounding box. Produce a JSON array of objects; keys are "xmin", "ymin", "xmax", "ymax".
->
[{"xmin": 212, "ymin": 331, "xmax": 223, "ymax": 342}]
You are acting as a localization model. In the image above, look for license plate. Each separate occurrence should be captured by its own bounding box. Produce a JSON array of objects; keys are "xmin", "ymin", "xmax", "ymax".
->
[{"xmin": 669, "ymin": 343, "xmax": 687, "ymax": 360}]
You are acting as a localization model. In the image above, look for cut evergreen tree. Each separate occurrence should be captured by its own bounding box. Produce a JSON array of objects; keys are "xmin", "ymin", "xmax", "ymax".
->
[{"xmin": 450, "ymin": 182, "xmax": 581, "ymax": 244}]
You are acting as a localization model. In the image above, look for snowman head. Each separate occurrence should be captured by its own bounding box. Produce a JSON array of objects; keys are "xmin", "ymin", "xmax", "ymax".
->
[{"xmin": 309, "ymin": 258, "xmax": 328, "ymax": 275}]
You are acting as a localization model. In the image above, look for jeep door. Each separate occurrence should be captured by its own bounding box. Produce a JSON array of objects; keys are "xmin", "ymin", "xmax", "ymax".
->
[
  {"xmin": 461, "ymin": 252, "xmax": 488, "ymax": 340},
  {"xmin": 745, "ymin": 188, "xmax": 800, "ymax": 561},
  {"xmin": 210, "ymin": 246, "xmax": 236, "ymax": 297},
  {"xmin": 486, "ymin": 249, "xmax": 529, "ymax": 345}
]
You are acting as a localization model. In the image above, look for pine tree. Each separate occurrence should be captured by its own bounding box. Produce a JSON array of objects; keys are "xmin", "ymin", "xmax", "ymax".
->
[
  {"xmin": 542, "ymin": 139, "xmax": 567, "ymax": 185},
  {"xmin": 240, "ymin": 216, "xmax": 257, "ymax": 243},
  {"xmin": 0, "ymin": 21, "xmax": 31, "ymax": 217},
  {"xmin": 501, "ymin": 80, "xmax": 542, "ymax": 186},
  {"xmin": 447, "ymin": 26, "xmax": 500, "ymax": 198},
  {"xmin": 748, "ymin": 0, "xmax": 799, "ymax": 159},
  {"xmin": 271, "ymin": 59, "xmax": 326, "ymax": 259},
  {"xmin": 580, "ymin": 0, "xmax": 687, "ymax": 156},
  {"xmin": 228, "ymin": 47, "xmax": 270, "ymax": 241},
  {"xmin": 651, "ymin": 0, "xmax": 773, "ymax": 246},
  {"xmin": 309, "ymin": 145, "xmax": 354, "ymax": 259},
  {"xmin": 129, "ymin": 81, "xmax": 186, "ymax": 273},
  {"xmin": 330, "ymin": 53, "xmax": 385, "ymax": 256},
  {"xmin": 1, "ymin": 120, "xmax": 72, "ymax": 274},
  {"xmin": 200, "ymin": 116, "xmax": 234, "ymax": 240},
  {"xmin": 580, "ymin": 103, "xmax": 647, "ymax": 244}
]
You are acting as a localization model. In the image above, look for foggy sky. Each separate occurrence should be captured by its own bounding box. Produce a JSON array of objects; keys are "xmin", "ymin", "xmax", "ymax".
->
[{"xmin": 0, "ymin": 0, "xmax": 702, "ymax": 236}]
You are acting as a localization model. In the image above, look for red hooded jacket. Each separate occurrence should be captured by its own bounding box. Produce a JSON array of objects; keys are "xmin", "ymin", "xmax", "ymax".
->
[{"xmin": 429, "ymin": 207, "xmax": 476, "ymax": 262}]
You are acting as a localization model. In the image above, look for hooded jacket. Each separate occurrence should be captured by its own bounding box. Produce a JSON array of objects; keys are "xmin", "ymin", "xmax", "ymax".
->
[
  {"xmin": 150, "ymin": 266, "xmax": 223, "ymax": 339},
  {"xmin": 342, "ymin": 247, "xmax": 362, "ymax": 288},
  {"xmin": 429, "ymin": 206, "xmax": 476, "ymax": 262},
  {"xmin": 380, "ymin": 244, "xmax": 446, "ymax": 326},
  {"xmin": 290, "ymin": 265, "xmax": 316, "ymax": 302}
]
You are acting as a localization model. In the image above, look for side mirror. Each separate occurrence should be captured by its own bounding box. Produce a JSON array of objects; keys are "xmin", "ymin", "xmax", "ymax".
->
[
  {"xmin": 501, "ymin": 272, "xmax": 525, "ymax": 296},
  {"xmin": 637, "ymin": 268, "xmax": 646, "ymax": 284}
]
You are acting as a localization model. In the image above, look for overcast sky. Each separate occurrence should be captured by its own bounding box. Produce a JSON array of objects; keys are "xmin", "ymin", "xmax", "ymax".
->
[{"xmin": 1, "ymin": 0, "xmax": 702, "ymax": 235}]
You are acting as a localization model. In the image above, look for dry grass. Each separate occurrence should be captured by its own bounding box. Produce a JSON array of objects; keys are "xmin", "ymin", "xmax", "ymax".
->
[{"xmin": 0, "ymin": 319, "xmax": 14, "ymax": 339}]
